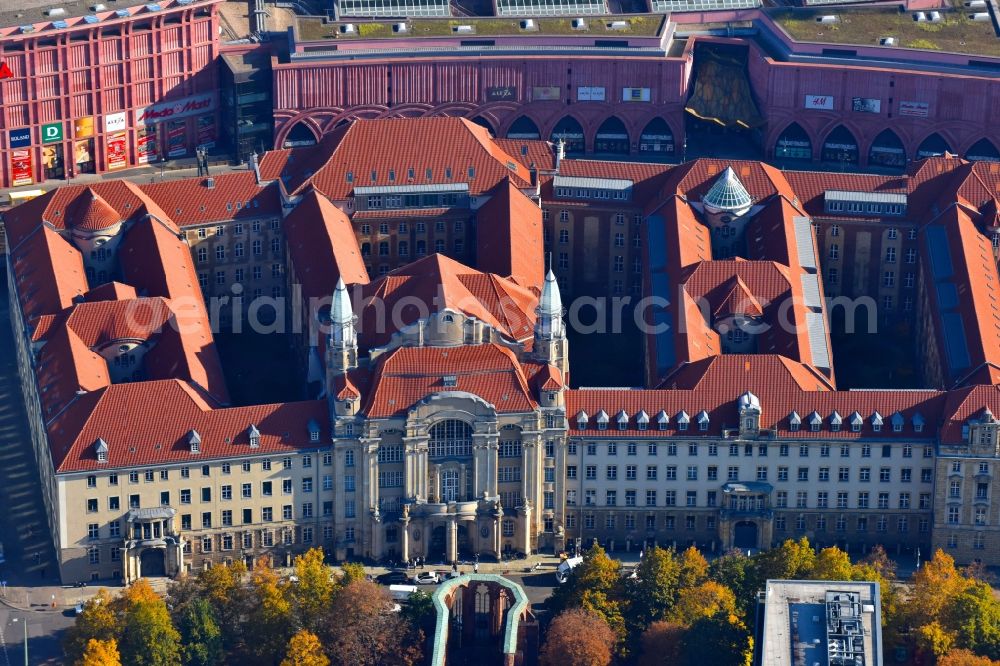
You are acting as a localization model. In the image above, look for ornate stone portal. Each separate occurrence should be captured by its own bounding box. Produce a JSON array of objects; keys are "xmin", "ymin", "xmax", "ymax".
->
[{"xmin": 121, "ymin": 508, "xmax": 184, "ymax": 584}]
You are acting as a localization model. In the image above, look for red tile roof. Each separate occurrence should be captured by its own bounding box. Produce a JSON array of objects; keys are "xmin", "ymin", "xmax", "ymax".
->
[
  {"xmin": 9, "ymin": 225, "xmax": 88, "ymax": 325},
  {"xmin": 140, "ymin": 172, "xmax": 282, "ymax": 226},
  {"xmin": 363, "ymin": 344, "xmax": 537, "ymax": 418},
  {"xmin": 51, "ymin": 379, "xmax": 328, "ymax": 473},
  {"xmin": 358, "ymin": 254, "xmax": 538, "ymax": 349},
  {"xmin": 67, "ymin": 188, "xmax": 121, "ymax": 232},
  {"xmin": 939, "ymin": 384, "xmax": 1000, "ymax": 443},
  {"xmin": 475, "ymin": 179, "xmax": 544, "ymax": 294},
  {"xmin": 83, "ymin": 282, "xmax": 138, "ymax": 302},
  {"xmin": 283, "ymin": 189, "xmax": 370, "ymax": 303},
  {"xmin": 493, "ymin": 139, "xmax": 555, "ymax": 172}
]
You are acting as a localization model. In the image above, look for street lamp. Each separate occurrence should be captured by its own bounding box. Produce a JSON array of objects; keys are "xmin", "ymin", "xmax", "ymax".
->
[{"xmin": 11, "ymin": 616, "xmax": 27, "ymax": 666}]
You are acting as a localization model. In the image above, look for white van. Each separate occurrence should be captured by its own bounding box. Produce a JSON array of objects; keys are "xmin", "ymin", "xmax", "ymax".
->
[
  {"xmin": 555, "ymin": 556, "xmax": 583, "ymax": 584},
  {"xmin": 389, "ymin": 584, "xmax": 419, "ymax": 601}
]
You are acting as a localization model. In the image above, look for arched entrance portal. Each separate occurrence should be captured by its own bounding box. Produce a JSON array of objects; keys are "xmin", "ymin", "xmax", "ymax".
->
[
  {"xmin": 733, "ymin": 521, "xmax": 758, "ymax": 550},
  {"xmin": 774, "ymin": 122, "xmax": 812, "ymax": 161},
  {"xmin": 967, "ymin": 138, "xmax": 1000, "ymax": 162},
  {"xmin": 550, "ymin": 116, "xmax": 585, "ymax": 154},
  {"xmin": 639, "ymin": 117, "xmax": 674, "ymax": 156},
  {"xmin": 430, "ymin": 525, "xmax": 447, "ymax": 561},
  {"xmin": 868, "ymin": 129, "xmax": 906, "ymax": 169},
  {"xmin": 594, "ymin": 116, "xmax": 629, "ymax": 154},
  {"xmin": 916, "ymin": 133, "xmax": 952, "ymax": 159},
  {"xmin": 282, "ymin": 121, "xmax": 318, "ymax": 148},
  {"xmin": 507, "ymin": 115, "xmax": 540, "ymax": 139},
  {"xmin": 821, "ymin": 125, "xmax": 859, "ymax": 165},
  {"xmin": 140, "ymin": 548, "xmax": 166, "ymax": 577}
]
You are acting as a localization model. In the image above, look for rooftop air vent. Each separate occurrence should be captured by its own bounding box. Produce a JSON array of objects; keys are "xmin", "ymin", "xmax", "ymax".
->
[
  {"xmin": 453, "ymin": 24, "xmax": 474, "ymax": 33},
  {"xmin": 928, "ymin": 10, "xmax": 942, "ymax": 21},
  {"xmin": 91, "ymin": 3, "xmax": 107, "ymax": 10},
  {"xmin": 816, "ymin": 14, "xmax": 837, "ymax": 23},
  {"xmin": 607, "ymin": 20, "xmax": 628, "ymax": 30},
  {"xmin": 47, "ymin": 7, "xmax": 67, "ymax": 16},
  {"xmin": 520, "ymin": 18, "xmax": 535, "ymax": 29},
  {"xmin": 879, "ymin": 36, "xmax": 895, "ymax": 46},
  {"xmin": 572, "ymin": 17, "xmax": 587, "ymax": 29},
  {"xmin": 393, "ymin": 22, "xmax": 407, "ymax": 33},
  {"xmin": 205, "ymin": 177, "xmax": 215, "ymax": 188},
  {"xmin": 339, "ymin": 23, "xmax": 355, "ymax": 34},
  {"xmin": 912, "ymin": 11, "xmax": 926, "ymax": 21}
]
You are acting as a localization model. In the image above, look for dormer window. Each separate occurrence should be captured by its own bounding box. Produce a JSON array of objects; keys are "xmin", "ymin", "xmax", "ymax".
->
[
  {"xmin": 891, "ymin": 412, "xmax": 905, "ymax": 432},
  {"xmin": 443, "ymin": 375, "xmax": 458, "ymax": 388},
  {"xmin": 248, "ymin": 424, "xmax": 261, "ymax": 449},
  {"xmin": 308, "ymin": 420, "xmax": 320, "ymax": 443},
  {"xmin": 598, "ymin": 421, "xmax": 608, "ymax": 431},
  {"xmin": 808, "ymin": 412, "xmax": 822, "ymax": 432},
  {"xmin": 616, "ymin": 410, "xmax": 628, "ymax": 431},
  {"xmin": 871, "ymin": 412, "xmax": 883, "ymax": 433},
  {"xmin": 576, "ymin": 411, "xmax": 589, "ymax": 430},
  {"xmin": 679, "ymin": 422, "xmax": 689, "ymax": 431},
  {"xmin": 696, "ymin": 411, "xmax": 710, "ymax": 432},
  {"xmin": 548, "ymin": 392, "xmax": 557, "ymax": 402},
  {"xmin": 872, "ymin": 423, "xmax": 882, "ymax": 433},
  {"xmin": 913, "ymin": 412, "xmax": 925, "ymax": 433},
  {"xmin": 638, "ymin": 421, "xmax": 647, "ymax": 431},
  {"xmin": 595, "ymin": 410, "xmax": 609, "ymax": 430},
  {"xmin": 95, "ymin": 438, "xmax": 109, "ymax": 463},
  {"xmin": 188, "ymin": 429, "xmax": 202, "ymax": 454},
  {"xmin": 677, "ymin": 411, "xmax": 690, "ymax": 432},
  {"xmin": 789, "ymin": 411, "xmax": 801, "ymax": 432},
  {"xmin": 617, "ymin": 421, "xmax": 627, "ymax": 431}
]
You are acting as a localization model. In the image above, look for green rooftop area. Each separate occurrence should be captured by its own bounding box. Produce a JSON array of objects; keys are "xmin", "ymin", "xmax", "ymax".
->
[
  {"xmin": 769, "ymin": 4, "xmax": 1000, "ymax": 57},
  {"xmin": 297, "ymin": 14, "xmax": 665, "ymax": 41}
]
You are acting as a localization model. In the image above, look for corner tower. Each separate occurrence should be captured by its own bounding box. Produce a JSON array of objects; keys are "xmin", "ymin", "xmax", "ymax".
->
[{"xmin": 533, "ymin": 269, "xmax": 568, "ymax": 375}]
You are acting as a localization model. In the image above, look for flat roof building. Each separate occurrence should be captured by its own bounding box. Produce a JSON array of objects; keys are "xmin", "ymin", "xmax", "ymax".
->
[{"xmin": 755, "ymin": 580, "xmax": 882, "ymax": 666}]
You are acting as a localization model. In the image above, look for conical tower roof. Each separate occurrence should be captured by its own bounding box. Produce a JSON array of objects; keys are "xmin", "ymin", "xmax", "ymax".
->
[
  {"xmin": 703, "ymin": 166, "xmax": 753, "ymax": 214},
  {"xmin": 538, "ymin": 269, "xmax": 563, "ymax": 316},
  {"xmin": 331, "ymin": 277, "xmax": 354, "ymax": 325}
]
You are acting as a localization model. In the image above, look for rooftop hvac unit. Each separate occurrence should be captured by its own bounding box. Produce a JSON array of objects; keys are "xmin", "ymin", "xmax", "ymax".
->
[
  {"xmin": 816, "ymin": 14, "xmax": 838, "ymax": 23},
  {"xmin": 928, "ymin": 11, "xmax": 942, "ymax": 22},
  {"xmin": 46, "ymin": 7, "xmax": 67, "ymax": 15},
  {"xmin": 520, "ymin": 18, "xmax": 535, "ymax": 29},
  {"xmin": 339, "ymin": 23, "xmax": 355, "ymax": 33},
  {"xmin": 453, "ymin": 24, "xmax": 474, "ymax": 32},
  {"xmin": 879, "ymin": 36, "xmax": 895, "ymax": 46},
  {"xmin": 572, "ymin": 18, "xmax": 587, "ymax": 29},
  {"xmin": 966, "ymin": 0, "xmax": 987, "ymax": 8},
  {"xmin": 608, "ymin": 20, "xmax": 628, "ymax": 29},
  {"xmin": 393, "ymin": 22, "xmax": 407, "ymax": 32},
  {"xmin": 972, "ymin": 11, "xmax": 990, "ymax": 20},
  {"xmin": 912, "ymin": 12, "xmax": 926, "ymax": 21},
  {"xmin": 91, "ymin": 3, "xmax": 107, "ymax": 10}
]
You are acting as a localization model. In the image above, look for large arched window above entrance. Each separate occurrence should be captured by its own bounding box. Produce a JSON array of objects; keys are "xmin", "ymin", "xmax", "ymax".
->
[
  {"xmin": 429, "ymin": 420, "xmax": 473, "ymax": 459},
  {"xmin": 966, "ymin": 138, "xmax": 1000, "ymax": 163},
  {"xmin": 282, "ymin": 121, "xmax": 318, "ymax": 148},
  {"xmin": 868, "ymin": 129, "xmax": 906, "ymax": 169},
  {"xmin": 639, "ymin": 117, "xmax": 674, "ymax": 155},
  {"xmin": 550, "ymin": 116, "xmax": 585, "ymax": 154},
  {"xmin": 594, "ymin": 116, "xmax": 629, "ymax": 154},
  {"xmin": 916, "ymin": 132, "xmax": 952, "ymax": 159},
  {"xmin": 507, "ymin": 115, "xmax": 540, "ymax": 139},
  {"xmin": 821, "ymin": 125, "xmax": 859, "ymax": 165},
  {"xmin": 774, "ymin": 122, "xmax": 812, "ymax": 161}
]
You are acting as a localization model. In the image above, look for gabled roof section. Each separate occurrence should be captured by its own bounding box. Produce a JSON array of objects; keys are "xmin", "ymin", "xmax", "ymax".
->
[
  {"xmin": 712, "ymin": 275, "xmax": 764, "ymax": 319},
  {"xmin": 303, "ymin": 118, "xmax": 532, "ymax": 201},
  {"xmin": 363, "ymin": 344, "xmax": 537, "ymax": 418},
  {"xmin": 283, "ymin": 189, "xmax": 370, "ymax": 303},
  {"xmin": 139, "ymin": 172, "xmax": 282, "ymax": 226},
  {"xmin": 9, "ymin": 225, "xmax": 88, "ymax": 325},
  {"xmin": 359, "ymin": 254, "xmax": 538, "ymax": 349},
  {"xmin": 475, "ymin": 179, "xmax": 544, "ymax": 294}
]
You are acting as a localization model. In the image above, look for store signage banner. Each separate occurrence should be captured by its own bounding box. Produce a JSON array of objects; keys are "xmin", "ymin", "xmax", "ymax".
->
[
  {"xmin": 42, "ymin": 122, "xmax": 63, "ymax": 144},
  {"xmin": 106, "ymin": 132, "xmax": 127, "ymax": 170},
  {"xmin": 577, "ymin": 86, "xmax": 605, "ymax": 101},
  {"xmin": 105, "ymin": 112, "xmax": 127, "ymax": 132},
  {"xmin": 11, "ymin": 148, "xmax": 32, "ymax": 186},
  {"xmin": 137, "ymin": 93, "xmax": 215, "ymax": 124},
  {"xmin": 137, "ymin": 126, "xmax": 157, "ymax": 164},
  {"xmin": 899, "ymin": 101, "xmax": 929, "ymax": 117},
  {"xmin": 804, "ymin": 95, "xmax": 834, "ymax": 110},
  {"xmin": 532, "ymin": 86, "xmax": 561, "ymax": 101},
  {"xmin": 485, "ymin": 86, "xmax": 516, "ymax": 101},
  {"xmin": 9, "ymin": 128, "xmax": 30, "ymax": 148},
  {"xmin": 852, "ymin": 97, "xmax": 881, "ymax": 113},
  {"xmin": 74, "ymin": 116, "xmax": 95, "ymax": 138}
]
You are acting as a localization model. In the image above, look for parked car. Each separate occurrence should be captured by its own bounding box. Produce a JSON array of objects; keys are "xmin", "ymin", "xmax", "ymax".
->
[
  {"xmin": 376, "ymin": 570, "xmax": 411, "ymax": 585},
  {"xmin": 74, "ymin": 603, "xmax": 85, "ymax": 616},
  {"xmin": 413, "ymin": 571, "xmax": 441, "ymax": 585}
]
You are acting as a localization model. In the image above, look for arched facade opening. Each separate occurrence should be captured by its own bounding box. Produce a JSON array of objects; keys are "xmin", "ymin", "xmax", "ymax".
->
[
  {"xmin": 774, "ymin": 122, "xmax": 812, "ymax": 161},
  {"xmin": 469, "ymin": 116, "xmax": 495, "ymax": 136},
  {"xmin": 868, "ymin": 129, "xmax": 906, "ymax": 169},
  {"xmin": 594, "ymin": 116, "xmax": 629, "ymax": 154},
  {"xmin": 966, "ymin": 138, "xmax": 1000, "ymax": 162},
  {"xmin": 638, "ymin": 117, "xmax": 674, "ymax": 155},
  {"xmin": 821, "ymin": 125, "xmax": 859, "ymax": 165},
  {"xmin": 428, "ymin": 420, "xmax": 474, "ymax": 503},
  {"xmin": 429, "ymin": 420, "xmax": 473, "ymax": 459},
  {"xmin": 550, "ymin": 116, "xmax": 585, "ymax": 154},
  {"xmin": 506, "ymin": 116, "xmax": 540, "ymax": 139},
  {"xmin": 282, "ymin": 121, "xmax": 318, "ymax": 148},
  {"xmin": 916, "ymin": 133, "xmax": 952, "ymax": 159}
]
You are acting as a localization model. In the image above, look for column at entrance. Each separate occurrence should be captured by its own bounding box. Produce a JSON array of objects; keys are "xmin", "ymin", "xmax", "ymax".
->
[
  {"xmin": 401, "ymin": 514, "xmax": 411, "ymax": 563},
  {"xmin": 520, "ymin": 502, "xmax": 533, "ymax": 555},
  {"xmin": 446, "ymin": 518, "xmax": 458, "ymax": 564}
]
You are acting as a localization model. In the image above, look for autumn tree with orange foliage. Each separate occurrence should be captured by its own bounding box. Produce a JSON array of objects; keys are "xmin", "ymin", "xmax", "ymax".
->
[
  {"xmin": 938, "ymin": 649, "xmax": 1000, "ymax": 666},
  {"xmin": 322, "ymin": 579, "xmax": 422, "ymax": 666},
  {"xmin": 540, "ymin": 608, "xmax": 617, "ymax": 666}
]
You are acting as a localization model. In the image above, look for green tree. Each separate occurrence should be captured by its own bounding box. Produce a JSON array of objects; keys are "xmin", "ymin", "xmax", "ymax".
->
[
  {"xmin": 811, "ymin": 547, "xmax": 853, "ymax": 581},
  {"xmin": 669, "ymin": 581, "xmax": 738, "ymax": 627},
  {"xmin": 708, "ymin": 550, "xmax": 758, "ymax": 618},
  {"xmin": 401, "ymin": 590, "xmax": 436, "ymax": 633},
  {"xmin": 677, "ymin": 547, "xmax": 709, "ymax": 589},
  {"xmin": 549, "ymin": 545, "xmax": 623, "ymax": 616},
  {"xmin": 118, "ymin": 595, "xmax": 182, "ymax": 666},
  {"xmin": 281, "ymin": 630, "xmax": 330, "ymax": 666},
  {"xmin": 756, "ymin": 538, "xmax": 816, "ymax": 582},
  {"xmin": 177, "ymin": 598, "xmax": 223, "ymax": 666},
  {"xmin": 916, "ymin": 620, "xmax": 956, "ymax": 659},
  {"xmin": 194, "ymin": 562, "xmax": 249, "ymax": 651},
  {"xmin": 293, "ymin": 548, "xmax": 335, "ymax": 631},
  {"xmin": 78, "ymin": 638, "xmax": 122, "ymax": 666},
  {"xmin": 942, "ymin": 583, "xmax": 1000, "ymax": 659},
  {"xmin": 625, "ymin": 546, "xmax": 680, "ymax": 627},
  {"xmin": 540, "ymin": 609, "xmax": 616, "ymax": 666},
  {"xmin": 246, "ymin": 566, "xmax": 294, "ymax": 664},
  {"xmin": 340, "ymin": 562, "xmax": 367, "ymax": 586},
  {"xmin": 64, "ymin": 590, "xmax": 120, "ymax": 664},
  {"xmin": 679, "ymin": 612, "xmax": 753, "ymax": 666}
]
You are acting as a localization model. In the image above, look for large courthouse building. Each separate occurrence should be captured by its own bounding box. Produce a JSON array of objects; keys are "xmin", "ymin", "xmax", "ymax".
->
[{"xmin": 6, "ymin": 117, "xmax": 1000, "ymax": 584}]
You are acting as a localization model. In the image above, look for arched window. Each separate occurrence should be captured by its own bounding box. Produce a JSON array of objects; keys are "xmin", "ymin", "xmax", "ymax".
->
[
  {"xmin": 469, "ymin": 116, "xmax": 495, "ymax": 136},
  {"xmin": 639, "ymin": 117, "xmax": 674, "ymax": 155},
  {"xmin": 441, "ymin": 469, "xmax": 460, "ymax": 502},
  {"xmin": 507, "ymin": 115, "xmax": 540, "ymax": 140},
  {"xmin": 550, "ymin": 116, "xmax": 585, "ymax": 154},
  {"xmin": 868, "ymin": 129, "xmax": 906, "ymax": 169},
  {"xmin": 429, "ymin": 420, "xmax": 473, "ymax": 459},
  {"xmin": 821, "ymin": 125, "xmax": 859, "ymax": 165},
  {"xmin": 916, "ymin": 133, "xmax": 952, "ymax": 159},
  {"xmin": 282, "ymin": 121, "xmax": 318, "ymax": 148},
  {"xmin": 775, "ymin": 122, "xmax": 811, "ymax": 160},
  {"xmin": 595, "ymin": 116, "xmax": 629, "ymax": 154}
]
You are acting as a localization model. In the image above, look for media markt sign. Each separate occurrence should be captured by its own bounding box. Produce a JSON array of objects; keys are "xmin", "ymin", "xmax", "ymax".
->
[{"xmin": 41, "ymin": 122, "xmax": 63, "ymax": 144}]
